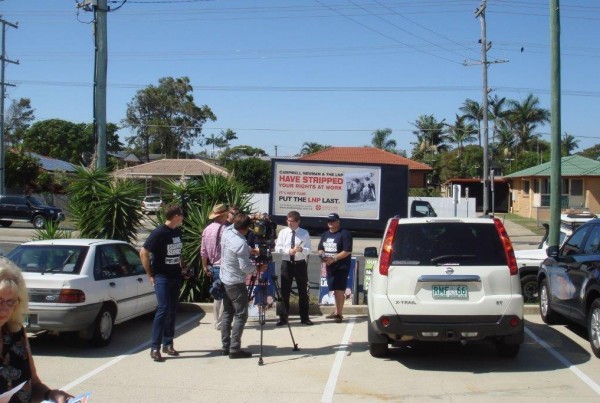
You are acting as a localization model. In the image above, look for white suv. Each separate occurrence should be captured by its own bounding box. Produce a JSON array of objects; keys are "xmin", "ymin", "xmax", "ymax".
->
[{"xmin": 367, "ymin": 217, "xmax": 524, "ymax": 358}]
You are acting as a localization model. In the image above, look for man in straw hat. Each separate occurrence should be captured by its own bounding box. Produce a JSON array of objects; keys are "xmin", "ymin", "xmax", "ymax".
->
[{"xmin": 201, "ymin": 203, "xmax": 231, "ymax": 330}]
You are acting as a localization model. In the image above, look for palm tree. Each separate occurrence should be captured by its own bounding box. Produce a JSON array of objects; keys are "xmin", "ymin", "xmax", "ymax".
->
[
  {"xmin": 447, "ymin": 115, "xmax": 477, "ymax": 155},
  {"xmin": 205, "ymin": 133, "xmax": 228, "ymax": 157},
  {"xmin": 370, "ymin": 128, "xmax": 397, "ymax": 152},
  {"xmin": 459, "ymin": 98, "xmax": 483, "ymax": 147},
  {"xmin": 562, "ymin": 132, "xmax": 580, "ymax": 156},
  {"xmin": 488, "ymin": 95, "xmax": 507, "ymax": 149},
  {"xmin": 220, "ymin": 129, "xmax": 238, "ymax": 149},
  {"xmin": 505, "ymin": 93, "xmax": 550, "ymax": 152},
  {"xmin": 300, "ymin": 142, "xmax": 330, "ymax": 156},
  {"xmin": 410, "ymin": 114, "xmax": 449, "ymax": 160}
]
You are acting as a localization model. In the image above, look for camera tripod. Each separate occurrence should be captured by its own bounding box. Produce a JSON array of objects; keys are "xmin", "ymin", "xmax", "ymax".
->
[{"xmin": 247, "ymin": 265, "xmax": 299, "ymax": 366}]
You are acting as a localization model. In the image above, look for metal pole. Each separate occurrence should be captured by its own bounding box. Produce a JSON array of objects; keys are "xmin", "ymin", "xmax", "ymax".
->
[{"xmin": 548, "ymin": 0, "xmax": 562, "ymax": 253}]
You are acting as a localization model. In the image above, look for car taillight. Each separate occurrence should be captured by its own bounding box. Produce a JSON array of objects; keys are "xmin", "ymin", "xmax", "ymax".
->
[
  {"xmin": 493, "ymin": 218, "xmax": 518, "ymax": 276},
  {"xmin": 57, "ymin": 289, "xmax": 86, "ymax": 303},
  {"xmin": 379, "ymin": 219, "xmax": 399, "ymax": 276}
]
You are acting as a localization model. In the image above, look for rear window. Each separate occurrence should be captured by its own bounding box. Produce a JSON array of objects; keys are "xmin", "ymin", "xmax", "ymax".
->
[
  {"xmin": 6, "ymin": 245, "xmax": 88, "ymax": 274},
  {"xmin": 391, "ymin": 222, "xmax": 507, "ymax": 266}
]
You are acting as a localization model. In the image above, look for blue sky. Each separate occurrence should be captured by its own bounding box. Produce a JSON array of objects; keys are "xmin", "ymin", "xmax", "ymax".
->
[{"xmin": 1, "ymin": 0, "xmax": 599, "ymax": 157}]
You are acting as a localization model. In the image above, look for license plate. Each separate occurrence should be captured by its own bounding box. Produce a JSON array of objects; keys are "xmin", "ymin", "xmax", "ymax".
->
[{"xmin": 432, "ymin": 285, "xmax": 468, "ymax": 299}]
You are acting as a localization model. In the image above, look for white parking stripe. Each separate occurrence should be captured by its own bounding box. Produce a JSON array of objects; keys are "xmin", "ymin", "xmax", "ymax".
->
[
  {"xmin": 59, "ymin": 313, "xmax": 202, "ymax": 392},
  {"xmin": 526, "ymin": 327, "xmax": 600, "ymax": 395},
  {"xmin": 321, "ymin": 317, "xmax": 356, "ymax": 403}
]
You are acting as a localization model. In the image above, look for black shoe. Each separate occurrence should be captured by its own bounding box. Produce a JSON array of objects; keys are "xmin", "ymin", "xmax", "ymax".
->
[
  {"xmin": 162, "ymin": 345, "xmax": 179, "ymax": 356},
  {"xmin": 301, "ymin": 318, "xmax": 314, "ymax": 326},
  {"xmin": 276, "ymin": 319, "xmax": 288, "ymax": 327},
  {"xmin": 229, "ymin": 350, "xmax": 252, "ymax": 359},
  {"xmin": 150, "ymin": 349, "xmax": 163, "ymax": 362},
  {"xmin": 221, "ymin": 349, "xmax": 230, "ymax": 356}
]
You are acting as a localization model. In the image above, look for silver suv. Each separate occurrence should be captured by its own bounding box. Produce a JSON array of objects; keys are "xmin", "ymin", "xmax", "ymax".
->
[{"xmin": 367, "ymin": 217, "xmax": 524, "ymax": 358}]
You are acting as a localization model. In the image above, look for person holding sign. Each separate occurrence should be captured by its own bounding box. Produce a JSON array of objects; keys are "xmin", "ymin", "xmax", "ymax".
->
[
  {"xmin": 318, "ymin": 213, "xmax": 353, "ymax": 323},
  {"xmin": 0, "ymin": 257, "xmax": 74, "ymax": 402},
  {"xmin": 274, "ymin": 211, "xmax": 313, "ymax": 326}
]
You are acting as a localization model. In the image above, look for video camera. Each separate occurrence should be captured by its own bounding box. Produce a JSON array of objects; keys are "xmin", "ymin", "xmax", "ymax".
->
[{"xmin": 250, "ymin": 213, "xmax": 276, "ymax": 265}]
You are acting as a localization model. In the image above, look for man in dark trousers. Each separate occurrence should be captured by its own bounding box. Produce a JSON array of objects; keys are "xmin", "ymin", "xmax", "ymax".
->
[
  {"xmin": 140, "ymin": 204, "xmax": 186, "ymax": 362},
  {"xmin": 318, "ymin": 213, "xmax": 353, "ymax": 323},
  {"xmin": 274, "ymin": 210, "xmax": 313, "ymax": 326}
]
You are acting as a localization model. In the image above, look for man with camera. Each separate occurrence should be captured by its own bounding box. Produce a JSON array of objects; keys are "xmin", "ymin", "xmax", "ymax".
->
[
  {"xmin": 220, "ymin": 213, "xmax": 266, "ymax": 358},
  {"xmin": 274, "ymin": 210, "xmax": 313, "ymax": 326}
]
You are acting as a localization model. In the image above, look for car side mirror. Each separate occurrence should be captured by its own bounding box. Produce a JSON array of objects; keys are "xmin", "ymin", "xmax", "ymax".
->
[
  {"xmin": 364, "ymin": 246, "xmax": 378, "ymax": 258},
  {"xmin": 546, "ymin": 245, "xmax": 559, "ymax": 258}
]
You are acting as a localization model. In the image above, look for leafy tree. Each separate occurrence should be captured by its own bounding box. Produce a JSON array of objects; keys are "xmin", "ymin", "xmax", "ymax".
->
[
  {"xmin": 561, "ymin": 132, "xmax": 579, "ymax": 156},
  {"xmin": 300, "ymin": 142, "xmax": 330, "ymax": 156},
  {"xmin": 5, "ymin": 149, "xmax": 40, "ymax": 189},
  {"xmin": 4, "ymin": 98, "xmax": 35, "ymax": 147},
  {"xmin": 459, "ymin": 98, "xmax": 483, "ymax": 147},
  {"xmin": 447, "ymin": 114, "xmax": 477, "ymax": 155},
  {"xmin": 123, "ymin": 76, "xmax": 216, "ymax": 161},
  {"xmin": 578, "ymin": 144, "xmax": 600, "ymax": 161},
  {"xmin": 219, "ymin": 145, "xmax": 267, "ymax": 161},
  {"xmin": 68, "ymin": 166, "xmax": 144, "ymax": 243},
  {"xmin": 370, "ymin": 128, "xmax": 397, "ymax": 152},
  {"xmin": 23, "ymin": 119, "xmax": 121, "ymax": 165},
  {"xmin": 226, "ymin": 157, "xmax": 271, "ymax": 193}
]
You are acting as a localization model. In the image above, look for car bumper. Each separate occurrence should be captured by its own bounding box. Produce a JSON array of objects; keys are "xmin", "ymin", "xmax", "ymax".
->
[
  {"xmin": 371, "ymin": 314, "xmax": 524, "ymax": 342},
  {"xmin": 25, "ymin": 302, "xmax": 102, "ymax": 332}
]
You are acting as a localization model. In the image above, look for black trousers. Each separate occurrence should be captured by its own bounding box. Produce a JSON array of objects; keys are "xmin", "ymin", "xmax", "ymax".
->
[{"xmin": 280, "ymin": 260, "xmax": 309, "ymax": 320}]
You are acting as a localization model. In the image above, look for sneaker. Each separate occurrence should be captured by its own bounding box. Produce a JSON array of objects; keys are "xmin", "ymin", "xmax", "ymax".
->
[{"xmin": 229, "ymin": 350, "xmax": 252, "ymax": 359}]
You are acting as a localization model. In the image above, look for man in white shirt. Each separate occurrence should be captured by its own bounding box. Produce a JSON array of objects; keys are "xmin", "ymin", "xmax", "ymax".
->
[{"xmin": 274, "ymin": 211, "xmax": 313, "ymax": 326}]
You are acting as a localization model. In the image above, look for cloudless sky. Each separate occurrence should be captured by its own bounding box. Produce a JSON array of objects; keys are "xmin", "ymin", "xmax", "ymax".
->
[{"xmin": 1, "ymin": 0, "xmax": 599, "ymax": 157}]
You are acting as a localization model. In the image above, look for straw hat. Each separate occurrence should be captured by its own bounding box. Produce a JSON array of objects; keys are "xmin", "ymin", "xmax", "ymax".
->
[{"xmin": 209, "ymin": 204, "xmax": 229, "ymax": 219}]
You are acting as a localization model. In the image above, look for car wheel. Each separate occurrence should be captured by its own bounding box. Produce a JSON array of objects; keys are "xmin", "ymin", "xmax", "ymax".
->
[
  {"xmin": 0, "ymin": 220, "xmax": 12, "ymax": 227},
  {"xmin": 32, "ymin": 215, "xmax": 46, "ymax": 229},
  {"xmin": 91, "ymin": 305, "xmax": 115, "ymax": 347},
  {"xmin": 588, "ymin": 299, "xmax": 600, "ymax": 358},
  {"xmin": 539, "ymin": 278, "xmax": 560, "ymax": 324},
  {"xmin": 521, "ymin": 274, "xmax": 538, "ymax": 303},
  {"xmin": 496, "ymin": 339, "xmax": 520, "ymax": 358},
  {"xmin": 368, "ymin": 321, "xmax": 389, "ymax": 357}
]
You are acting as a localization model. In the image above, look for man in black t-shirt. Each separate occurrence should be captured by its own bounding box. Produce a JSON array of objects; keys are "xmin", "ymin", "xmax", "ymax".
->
[
  {"xmin": 141, "ymin": 204, "xmax": 186, "ymax": 362},
  {"xmin": 318, "ymin": 213, "xmax": 353, "ymax": 323}
]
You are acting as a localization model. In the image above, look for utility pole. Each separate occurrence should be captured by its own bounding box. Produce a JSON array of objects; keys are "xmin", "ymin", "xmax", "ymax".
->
[
  {"xmin": 77, "ymin": 0, "xmax": 108, "ymax": 169},
  {"xmin": 547, "ymin": 0, "xmax": 562, "ymax": 254},
  {"xmin": 470, "ymin": 1, "xmax": 507, "ymax": 214},
  {"xmin": 0, "ymin": 16, "xmax": 19, "ymax": 195}
]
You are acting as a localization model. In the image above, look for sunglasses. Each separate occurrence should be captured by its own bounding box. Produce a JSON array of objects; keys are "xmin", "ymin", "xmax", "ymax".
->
[{"xmin": 0, "ymin": 298, "xmax": 19, "ymax": 309}]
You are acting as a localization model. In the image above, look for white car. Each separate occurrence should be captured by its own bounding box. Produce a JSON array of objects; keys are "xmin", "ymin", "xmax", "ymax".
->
[
  {"xmin": 367, "ymin": 217, "xmax": 524, "ymax": 358},
  {"xmin": 6, "ymin": 239, "xmax": 157, "ymax": 347},
  {"xmin": 141, "ymin": 195, "xmax": 163, "ymax": 214},
  {"xmin": 515, "ymin": 212, "xmax": 597, "ymax": 303}
]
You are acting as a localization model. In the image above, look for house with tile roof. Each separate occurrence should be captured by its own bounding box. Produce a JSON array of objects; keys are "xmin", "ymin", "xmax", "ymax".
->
[
  {"xmin": 114, "ymin": 158, "xmax": 228, "ymax": 179},
  {"xmin": 504, "ymin": 155, "xmax": 600, "ymax": 220},
  {"xmin": 298, "ymin": 146, "xmax": 432, "ymax": 189}
]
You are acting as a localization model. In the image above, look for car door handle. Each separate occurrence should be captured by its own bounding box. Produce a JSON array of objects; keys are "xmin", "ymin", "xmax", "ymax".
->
[{"xmin": 109, "ymin": 282, "xmax": 116, "ymax": 287}]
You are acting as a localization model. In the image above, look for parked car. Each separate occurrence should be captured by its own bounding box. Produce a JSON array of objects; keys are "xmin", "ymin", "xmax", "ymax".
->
[
  {"xmin": 515, "ymin": 212, "xmax": 597, "ymax": 303},
  {"xmin": 538, "ymin": 218, "xmax": 600, "ymax": 357},
  {"xmin": 141, "ymin": 195, "xmax": 163, "ymax": 214},
  {"xmin": 6, "ymin": 239, "xmax": 157, "ymax": 347},
  {"xmin": 367, "ymin": 217, "xmax": 524, "ymax": 358},
  {"xmin": 0, "ymin": 195, "xmax": 65, "ymax": 229}
]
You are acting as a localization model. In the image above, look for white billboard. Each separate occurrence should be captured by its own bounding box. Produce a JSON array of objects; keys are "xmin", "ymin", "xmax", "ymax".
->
[{"xmin": 272, "ymin": 161, "xmax": 381, "ymax": 220}]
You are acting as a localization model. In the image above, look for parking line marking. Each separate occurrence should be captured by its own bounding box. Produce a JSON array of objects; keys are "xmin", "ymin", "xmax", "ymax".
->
[
  {"xmin": 321, "ymin": 317, "xmax": 356, "ymax": 403},
  {"xmin": 526, "ymin": 327, "xmax": 600, "ymax": 395},
  {"xmin": 59, "ymin": 313, "xmax": 202, "ymax": 392}
]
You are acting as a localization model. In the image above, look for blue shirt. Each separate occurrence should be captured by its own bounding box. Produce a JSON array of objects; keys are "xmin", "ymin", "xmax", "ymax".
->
[{"xmin": 220, "ymin": 226, "xmax": 256, "ymax": 285}]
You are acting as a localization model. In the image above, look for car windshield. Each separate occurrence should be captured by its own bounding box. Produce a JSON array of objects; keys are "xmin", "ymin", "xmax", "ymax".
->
[
  {"xmin": 390, "ymin": 222, "xmax": 507, "ymax": 266},
  {"xmin": 144, "ymin": 196, "xmax": 161, "ymax": 203},
  {"xmin": 6, "ymin": 245, "xmax": 88, "ymax": 274}
]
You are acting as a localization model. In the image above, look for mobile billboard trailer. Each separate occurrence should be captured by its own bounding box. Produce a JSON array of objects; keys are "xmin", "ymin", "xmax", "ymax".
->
[{"xmin": 269, "ymin": 159, "xmax": 409, "ymax": 234}]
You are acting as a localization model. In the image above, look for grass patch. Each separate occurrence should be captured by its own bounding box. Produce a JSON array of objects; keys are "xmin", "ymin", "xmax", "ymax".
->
[{"xmin": 496, "ymin": 212, "xmax": 547, "ymax": 236}]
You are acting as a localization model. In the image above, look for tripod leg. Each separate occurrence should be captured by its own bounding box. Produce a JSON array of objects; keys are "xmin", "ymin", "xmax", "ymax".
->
[
  {"xmin": 258, "ymin": 276, "xmax": 267, "ymax": 366},
  {"xmin": 272, "ymin": 275, "xmax": 299, "ymax": 351}
]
